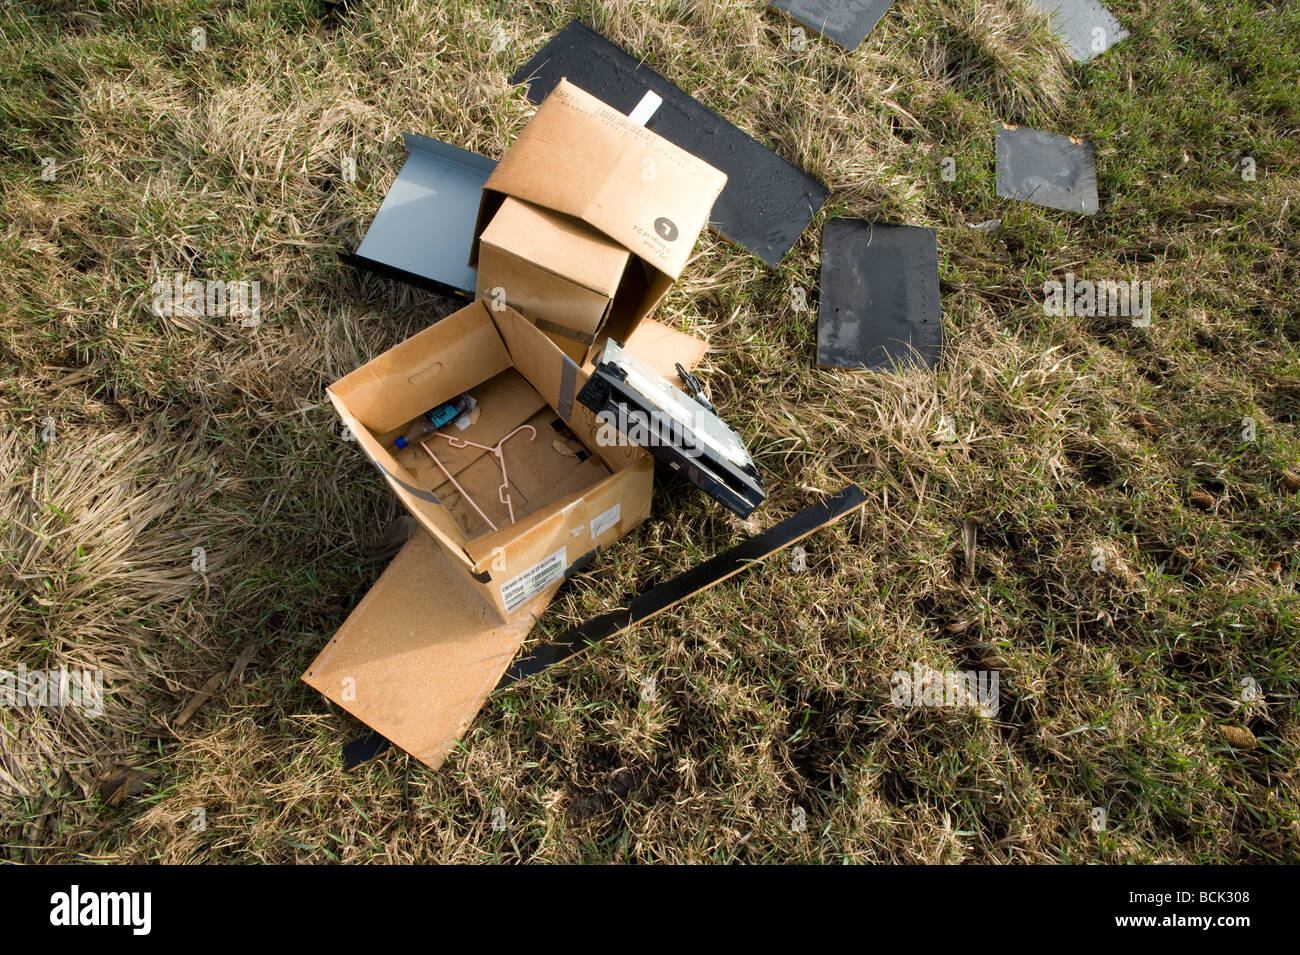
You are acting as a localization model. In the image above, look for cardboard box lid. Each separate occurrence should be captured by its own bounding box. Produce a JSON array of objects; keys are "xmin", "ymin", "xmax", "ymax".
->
[
  {"xmin": 474, "ymin": 79, "xmax": 727, "ymax": 281},
  {"xmin": 480, "ymin": 197, "xmax": 630, "ymax": 298},
  {"xmin": 302, "ymin": 527, "xmax": 560, "ymax": 771}
]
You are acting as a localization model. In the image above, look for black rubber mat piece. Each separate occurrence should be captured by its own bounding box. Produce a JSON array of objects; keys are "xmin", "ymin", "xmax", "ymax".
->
[
  {"xmin": 344, "ymin": 132, "xmax": 497, "ymax": 297},
  {"xmin": 767, "ymin": 0, "xmax": 895, "ymax": 50},
  {"xmin": 816, "ymin": 220, "xmax": 942, "ymax": 372},
  {"xmin": 343, "ymin": 731, "xmax": 391, "ymax": 769},
  {"xmin": 995, "ymin": 126, "xmax": 1099, "ymax": 215},
  {"xmin": 510, "ymin": 20, "xmax": 828, "ymax": 268},
  {"xmin": 497, "ymin": 485, "xmax": 868, "ymax": 687}
]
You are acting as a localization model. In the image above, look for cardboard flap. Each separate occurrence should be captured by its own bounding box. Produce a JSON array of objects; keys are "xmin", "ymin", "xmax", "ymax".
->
[
  {"xmin": 616, "ymin": 317, "xmax": 708, "ymax": 378},
  {"xmin": 479, "ymin": 79, "xmax": 727, "ymax": 280},
  {"xmin": 302, "ymin": 528, "xmax": 559, "ymax": 771},
  {"xmin": 490, "ymin": 305, "xmax": 581, "ymax": 414},
  {"xmin": 489, "ymin": 308, "xmax": 706, "ymax": 416},
  {"xmin": 329, "ymin": 301, "xmax": 510, "ymax": 434}
]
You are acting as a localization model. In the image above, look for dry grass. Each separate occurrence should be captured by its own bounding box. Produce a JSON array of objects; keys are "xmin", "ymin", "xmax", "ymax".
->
[{"xmin": 1, "ymin": 0, "xmax": 1298, "ymax": 863}]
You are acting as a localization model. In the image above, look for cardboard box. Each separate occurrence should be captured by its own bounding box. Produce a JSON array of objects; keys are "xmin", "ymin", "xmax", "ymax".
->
[
  {"xmin": 325, "ymin": 300, "xmax": 709, "ymax": 620},
  {"xmin": 307, "ymin": 300, "xmax": 709, "ymax": 769},
  {"xmin": 471, "ymin": 79, "xmax": 728, "ymax": 362},
  {"xmin": 476, "ymin": 197, "xmax": 631, "ymax": 363},
  {"xmin": 325, "ymin": 300, "xmax": 645, "ymax": 622}
]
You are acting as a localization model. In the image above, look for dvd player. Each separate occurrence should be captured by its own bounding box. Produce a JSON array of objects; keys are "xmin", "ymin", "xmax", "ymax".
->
[{"xmin": 577, "ymin": 340, "xmax": 765, "ymax": 517}]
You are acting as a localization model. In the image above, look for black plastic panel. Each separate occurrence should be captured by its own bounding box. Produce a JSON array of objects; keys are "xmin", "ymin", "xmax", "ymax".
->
[
  {"xmin": 995, "ymin": 126, "xmax": 1099, "ymax": 216},
  {"xmin": 767, "ymin": 0, "xmax": 895, "ymax": 50},
  {"xmin": 816, "ymin": 220, "xmax": 942, "ymax": 372}
]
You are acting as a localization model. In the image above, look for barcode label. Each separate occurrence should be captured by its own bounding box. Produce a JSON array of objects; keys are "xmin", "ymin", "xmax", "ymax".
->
[
  {"xmin": 500, "ymin": 548, "xmax": 567, "ymax": 613},
  {"xmin": 590, "ymin": 502, "xmax": 621, "ymax": 539}
]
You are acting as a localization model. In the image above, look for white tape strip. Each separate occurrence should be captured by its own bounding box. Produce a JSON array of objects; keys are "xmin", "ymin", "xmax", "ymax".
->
[{"xmin": 627, "ymin": 90, "xmax": 662, "ymax": 126}]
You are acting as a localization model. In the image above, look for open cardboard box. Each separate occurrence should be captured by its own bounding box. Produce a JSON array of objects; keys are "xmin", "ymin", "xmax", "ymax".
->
[
  {"xmin": 471, "ymin": 79, "xmax": 727, "ymax": 364},
  {"xmin": 322, "ymin": 300, "xmax": 695, "ymax": 622},
  {"xmin": 305, "ymin": 300, "xmax": 708, "ymax": 769},
  {"xmin": 304, "ymin": 80, "xmax": 726, "ymax": 772}
]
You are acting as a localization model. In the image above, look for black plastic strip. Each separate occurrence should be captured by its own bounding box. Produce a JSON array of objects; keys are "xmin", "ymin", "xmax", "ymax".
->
[
  {"xmin": 497, "ymin": 485, "xmax": 867, "ymax": 687},
  {"xmin": 556, "ymin": 356, "xmax": 579, "ymax": 423}
]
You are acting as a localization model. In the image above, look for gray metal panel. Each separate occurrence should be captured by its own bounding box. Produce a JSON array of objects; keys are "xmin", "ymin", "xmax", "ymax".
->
[
  {"xmin": 353, "ymin": 133, "xmax": 497, "ymax": 295},
  {"xmin": 996, "ymin": 126, "xmax": 1099, "ymax": 215},
  {"xmin": 1027, "ymin": 0, "xmax": 1129, "ymax": 61},
  {"xmin": 767, "ymin": 0, "xmax": 896, "ymax": 51}
]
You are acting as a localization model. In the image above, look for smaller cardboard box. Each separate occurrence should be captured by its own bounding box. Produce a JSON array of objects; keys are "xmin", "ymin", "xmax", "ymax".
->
[
  {"xmin": 325, "ymin": 300, "xmax": 708, "ymax": 622},
  {"xmin": 476, "ymin": 197, "xmax": 631, "ymax": 363},
  {"xmin": 326, "ymin": 300, "xmax": 650, "ymax": 622},
  {"xmin": 471, "ymin": 79, "xmax": 727, "ymax": 362}
]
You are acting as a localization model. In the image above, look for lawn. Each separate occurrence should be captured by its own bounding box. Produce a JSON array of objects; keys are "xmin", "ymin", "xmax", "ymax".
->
[{"xmin": 1, "ymin": 0, "xmax": 1297, "ymax": 863}]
